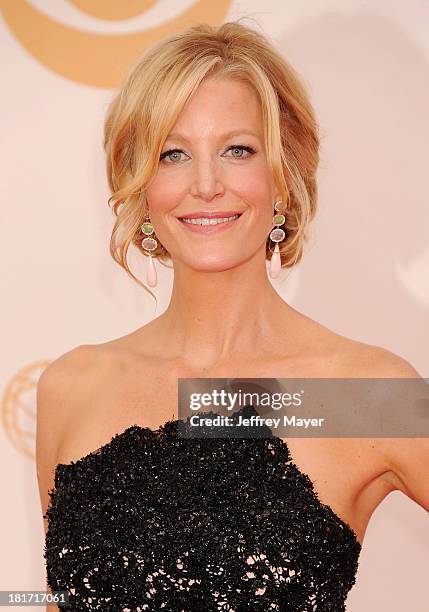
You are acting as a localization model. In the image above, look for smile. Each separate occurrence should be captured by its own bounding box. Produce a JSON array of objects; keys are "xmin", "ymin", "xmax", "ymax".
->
[
  {"xmin": 177, "ymin": 213, "xmax": 243, "ymax": 234},
  {"xmin": 180, "ymin": 214, "xmax": 240, "ymax": 225}
]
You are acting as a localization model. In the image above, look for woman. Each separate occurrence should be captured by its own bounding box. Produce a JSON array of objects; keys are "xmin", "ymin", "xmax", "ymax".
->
[{"xmin": 37, "ymin": 21, "xmax": 428, "ymax": 611}]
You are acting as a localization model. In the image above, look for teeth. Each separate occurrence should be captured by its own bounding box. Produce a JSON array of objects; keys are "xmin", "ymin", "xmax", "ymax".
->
[{"xmin": 181, "ymin": 214, "xmax": 240, "ymax": 225}]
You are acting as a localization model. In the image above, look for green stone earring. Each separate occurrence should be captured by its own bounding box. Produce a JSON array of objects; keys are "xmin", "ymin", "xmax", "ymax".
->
[
  {"xmin": 269, "ymin": 201, "xmax": 286, "ymax": 279},
  {"xmin": 141, "ymin": 209, "xmax": 158, "ymax": 288}
]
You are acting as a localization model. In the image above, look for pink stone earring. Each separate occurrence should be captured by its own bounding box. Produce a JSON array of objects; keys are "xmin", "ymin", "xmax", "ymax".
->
[
  {"xmin": 141, "ymin": 209, "xmax": 158, "ymax": 288},
  {"xmin": 269, "ymin": 200, "xmax": 286, "ymax": 279}
]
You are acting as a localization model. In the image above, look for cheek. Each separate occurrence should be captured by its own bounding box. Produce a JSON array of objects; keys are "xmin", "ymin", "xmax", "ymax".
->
[
  {"xmin": 225, "ymin": 163, "xmax": 274, "ymax": 215},
  {"xmin": 145, "ymin": 172, "xmax": 187, "ymax": 212}
]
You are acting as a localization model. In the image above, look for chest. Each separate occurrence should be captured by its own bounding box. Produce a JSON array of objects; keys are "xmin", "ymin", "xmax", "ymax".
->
[{"xmin": 57, "ymin": 363, "xmax": 387, "ymax": 547}]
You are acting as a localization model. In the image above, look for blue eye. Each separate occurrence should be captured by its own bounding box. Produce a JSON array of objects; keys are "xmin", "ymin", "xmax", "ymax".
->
[
  {"xmin": 159, "ymin": 149, "xmax": 187, "ymax": 163},
  {"xmin": 159, "ymin": 144, "xmax": 256, "ymax": 164},
  {"xmin": 225, "ymin": 145, "xmax": 256, "ymax": 158}
]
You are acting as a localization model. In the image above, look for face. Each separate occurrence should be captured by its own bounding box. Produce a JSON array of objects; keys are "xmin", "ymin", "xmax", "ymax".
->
[{"xmin": 145, "ymin": 76, "xmax": 280, "ymax": 271}]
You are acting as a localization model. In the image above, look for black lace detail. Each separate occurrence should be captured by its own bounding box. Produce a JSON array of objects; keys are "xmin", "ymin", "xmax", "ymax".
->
[{"xmin": 44, "ymin": 405, "xmax": 361, "ymax": 611}]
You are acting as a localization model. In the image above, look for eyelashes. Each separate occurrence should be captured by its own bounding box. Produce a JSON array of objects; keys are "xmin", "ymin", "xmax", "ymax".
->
[{"xmin": 159, "ymin": 144, "xmax": 256, "ymax": 163}]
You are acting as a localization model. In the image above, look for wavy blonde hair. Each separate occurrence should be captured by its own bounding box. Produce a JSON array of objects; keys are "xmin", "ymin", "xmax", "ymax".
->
[{"xmin": 103, "ymin": 20, "xmax": 320, "ymax": 301}]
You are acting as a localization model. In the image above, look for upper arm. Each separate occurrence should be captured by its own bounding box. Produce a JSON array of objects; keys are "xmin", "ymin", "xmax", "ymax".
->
[
  {"xmin": 35, "ymin": 345, "xmax": 93, "ymax": 582},
  {"xmin": 384, "ymin": 437, "xmax": 429, "ymax": 510},
  {"xmin": 363, "ymin": 347, "xmax": 429, "ymax": 511}
]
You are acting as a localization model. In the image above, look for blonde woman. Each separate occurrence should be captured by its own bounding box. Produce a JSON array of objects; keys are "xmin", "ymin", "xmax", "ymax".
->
[{"xmin": 37, "ymin": 21, "xmax": 428, "ymax": 611}]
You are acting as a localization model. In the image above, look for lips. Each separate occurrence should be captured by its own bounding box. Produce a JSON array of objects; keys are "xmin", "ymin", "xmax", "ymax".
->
[
  {"xmin": 177, "ymin": 211, "xmax": 243, "ymax": 234},
  {"xmin": 181, "ymin": 214, "xmax": 240, "ymax": 227},
  {"xmin": 177, "ymin": 211, "xmax": 243, "ymax": 220}
]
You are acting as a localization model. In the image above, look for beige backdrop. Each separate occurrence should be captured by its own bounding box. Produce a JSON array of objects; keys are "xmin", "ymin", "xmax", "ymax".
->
[{"xmin": 1, "ymin": 1, "xmax": 428, "ymax": 610}]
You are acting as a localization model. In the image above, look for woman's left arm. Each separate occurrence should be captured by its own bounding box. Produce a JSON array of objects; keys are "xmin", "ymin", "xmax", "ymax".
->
[
  {"xmin": 386, "ymin": 435, "xmax": 429, "ymax": 511},
  {"xmin": 373, "ymin": 350, "xmax": 429, "ymax": 512}
]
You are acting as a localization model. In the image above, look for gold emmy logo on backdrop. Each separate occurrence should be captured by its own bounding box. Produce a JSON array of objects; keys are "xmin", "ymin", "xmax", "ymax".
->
[
  {"xmin": 1, "ymin": 361, "xmax": 51, "ymax": 460},
  {"xmin": 0, "ymin": 0, "xmax": 233, "ymax": 88}
]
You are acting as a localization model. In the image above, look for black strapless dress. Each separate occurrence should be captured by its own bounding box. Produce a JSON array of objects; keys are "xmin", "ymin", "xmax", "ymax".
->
[{"xmin": 44, "ymin": 405, "xmax": 361, "ymax": 611}]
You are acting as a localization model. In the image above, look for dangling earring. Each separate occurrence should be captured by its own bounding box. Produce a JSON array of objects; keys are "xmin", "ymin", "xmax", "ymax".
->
[
  {"xmin": 269, "ymin": 200, "xmax": 286, "ymax": 279},
  {"xmin": 141, "ymin": 209, "xmax": 158, "ymax": 288}
]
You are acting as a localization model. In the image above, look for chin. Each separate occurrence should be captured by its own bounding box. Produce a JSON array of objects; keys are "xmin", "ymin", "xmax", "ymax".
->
[{"xmin": 184, "ymin": 253, "xmax": 245, "ymax": 273}]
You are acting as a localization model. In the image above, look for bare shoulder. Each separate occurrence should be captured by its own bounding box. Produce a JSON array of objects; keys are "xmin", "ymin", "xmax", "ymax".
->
[
  {"xmin": 286, "ymin": 308, "xmax": 420, "ymax": 378},
  {"xmin": 36, "ymin": 343, "xmax": 121, "ymax": 444},
  {"xmin": 327, "ymin": 331, "xmax": 425, "ymax": 483},
  {"xmin": 37, "ymin": 344, "xmax": 101, "ymax": 392},
  {"xmin": 36, "ymin": 344, "xmax": 113, "ymax": 526},
  {"xmin": 37, "ymin": 344, "xmax": 105, "ymax": 421},
  {"xmin": 37, "ymin": 341, "xmax": 125, "ymax": 391},
  {"xmin": 319, "ymin": 325, "xmax": 421, "ymax": 379},
  {"xmin": 346, "ymin": 341, "xmax": 420, "ymax": 378},
  {"xmin": 36, "ymin": 345, "xmax": 91, "ymax": 446}
]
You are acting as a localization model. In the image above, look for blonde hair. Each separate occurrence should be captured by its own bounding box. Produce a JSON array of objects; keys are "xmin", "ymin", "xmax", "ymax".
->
[{"xmin": 103, "ymin": 20, "xmax": 320, "ymax": 301}]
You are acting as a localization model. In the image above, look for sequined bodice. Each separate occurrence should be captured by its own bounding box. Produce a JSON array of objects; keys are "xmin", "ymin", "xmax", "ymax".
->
[{"xmin": 44, "ymin": 405, "xmax": 361, "ymax": 611}]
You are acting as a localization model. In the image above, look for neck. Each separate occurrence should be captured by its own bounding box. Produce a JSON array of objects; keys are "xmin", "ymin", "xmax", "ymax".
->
[{"xmin": 152, "ymin": 252, "xmax": 296, "ymax": 370}]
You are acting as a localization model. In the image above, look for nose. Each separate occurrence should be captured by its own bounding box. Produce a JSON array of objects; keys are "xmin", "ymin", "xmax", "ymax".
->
[{"xmin": 189, "ymin": 157, "xmax": 225, "ymax": 201}]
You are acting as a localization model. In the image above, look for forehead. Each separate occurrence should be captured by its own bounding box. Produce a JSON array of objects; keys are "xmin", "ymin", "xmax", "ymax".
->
[{"xmin": 168, "ymin": 76, "xmax": 263, "ymax": 140}]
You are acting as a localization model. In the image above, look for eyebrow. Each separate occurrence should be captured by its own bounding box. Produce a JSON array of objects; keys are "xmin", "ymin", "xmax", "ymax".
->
[{"xmin": 166, "ymin": 129, "xmax": 261, "ymax": 141}]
